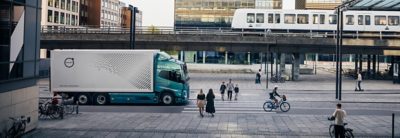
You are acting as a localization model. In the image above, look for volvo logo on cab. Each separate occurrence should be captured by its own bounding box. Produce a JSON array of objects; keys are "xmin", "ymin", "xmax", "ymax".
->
[{"xmin": 64, "ymin": 58, "xmax": 74, "ymax": 68}]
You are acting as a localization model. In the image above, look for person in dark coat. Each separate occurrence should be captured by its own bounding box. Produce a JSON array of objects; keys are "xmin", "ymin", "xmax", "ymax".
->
[{"xmin": 206, "ymin": 89, "xmax": 215, "ymax": 117}]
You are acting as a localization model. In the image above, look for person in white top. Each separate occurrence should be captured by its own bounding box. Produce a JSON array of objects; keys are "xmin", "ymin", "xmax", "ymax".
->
[
  {"xmin": 355, "ymin": 71, "xmax": 363, "ymax": 91},
  {"xmin": 227, "ymin": 79, "xmax": 234, "ymax": 101},
  {"xmin": 331, "ymin": 103, "xmax": 347, "ymax": 138}
]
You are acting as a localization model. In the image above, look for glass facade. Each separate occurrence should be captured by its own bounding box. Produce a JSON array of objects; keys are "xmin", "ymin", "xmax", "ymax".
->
[
  {"xmin": 0, "ymin": 0, "xmax": 40, "ymax": 90},
  {"xmin": 255, "ymin": 0, "xmax": 282, "ymax": 9},
  {"xmin": 175, "ymin": 0, "xmax": 255, "ymax": 27}
]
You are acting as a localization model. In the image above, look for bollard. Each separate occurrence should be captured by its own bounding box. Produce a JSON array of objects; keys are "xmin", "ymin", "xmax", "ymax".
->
[
  {"xmin": 393, "ymin": 113, "xmax": 395, "ymax": 138},
  {"xmin": 76, "ymin": 101, "xmax": 79, "ymax": 114}
]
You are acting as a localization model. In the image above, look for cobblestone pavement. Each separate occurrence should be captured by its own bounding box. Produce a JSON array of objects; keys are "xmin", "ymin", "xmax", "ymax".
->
[{"xmin": 30, "ymin": 64, "xmax": 400, "ymax": 138}]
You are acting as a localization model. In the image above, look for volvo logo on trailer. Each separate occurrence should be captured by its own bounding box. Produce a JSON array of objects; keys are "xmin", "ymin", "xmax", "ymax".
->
[{"xmin": 64, "ymin": 58, "xmax": 74, "ymax": 68}]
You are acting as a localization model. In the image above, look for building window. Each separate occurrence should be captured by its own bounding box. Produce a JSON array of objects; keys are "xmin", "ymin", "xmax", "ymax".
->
[
  {"xmin": 284, "ymin": 14, "xmax": 295, "ymax": 24},
  {"xmin": 47, "ymin": 10, "xmax": 53, "ymax": 23},
  {"xmin": 66, "ymin": 14, "xmax": 70, "ymax": 25},
  {"xmin": 358, "ymin": 15, "xmax": 363, "ymax": 25},
  {"xmin": 247, "ymin": 13, "xmax": 254, "ymax": 23},
  {"xmin": 71, "ymin": 15, "xmax": 75, "ymax": 25},
  {"xmin": 72, "ymin": 1, "xmax": 76, "ymax": 12},
  {"xmin": 268, "ymin": 13, "xmax": 273, "ymax": 23},
  {"xmin": 375, "ymin": 16, "xmax": 386, "ymax": 25},
  {"xmin": 54, "ymin": 11, "xmax": 59, "ymax": 23},
  {"xmin": 388, "ymin": 16, "xmax": 399, "ymax": 26},
  {"xmin": 60, "ymin": 12, "xmax": 65, "ymax": 24},
  {"xmin": 48, "ymin": 0, "xmax": 54, "ymax": 7},
  {"xmin": 275, "ymin": 14, "xmax": 280, "ymax": 23},
  {"xmin": 365, "ymin": 15, "xmax": 371, "ymax": 25},
  {"xmin": 101, "ymin": 10, "xmax": 104, "ymax": 18},
  {"xmin": 67, "ymin": 0, "xmax": 71, "ymax": 11},
  {"xmin": 346, "ymin": 15, "xmax": 354, "ymax": 25},
  {"xmin": 55, "ymin": 0, "xmax": 60, "ymax": 8},
  {"xmin": 297, "ymin": 14, "xmax": 308, "ymax": 24},
  {"xmin": 61, "ymin": 0, "xmax": 65, "ymax": 10},
  {"xmin": 329, "ymin": 15, "xmax": 337, "ymax": 24}
]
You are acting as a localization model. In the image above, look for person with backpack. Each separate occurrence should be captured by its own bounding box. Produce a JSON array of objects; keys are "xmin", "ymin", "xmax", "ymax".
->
[
  {"xmin": 256, "ymin": 69, "xmax": 261, "ymax": 84},
  {"xmin": 234, "ymin": 84, "xmax": 239, "ymax": 100},
  {"xmin": 219, "ymin": 81, "xmax": 226, "ymax": 101}
]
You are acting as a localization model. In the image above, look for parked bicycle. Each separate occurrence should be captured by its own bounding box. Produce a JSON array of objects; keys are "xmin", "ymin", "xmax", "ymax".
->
[
  {"xmin": 263, "ymin": 95, "xmax": 290, "ymax": 112},
  {"xmin": 38, "ymin": 99, "xmax": 64, "ymax": 119},
  {"xmin": 270, "ymin": 74, "xmax": 285, "ymax": 83},
  {"xmin": 6, "ymin": 116, "xmax": 30, "ymax": 138},
  {"xmin": 328, "ymin": 117, "xmax": 354, "ymax": 138}
]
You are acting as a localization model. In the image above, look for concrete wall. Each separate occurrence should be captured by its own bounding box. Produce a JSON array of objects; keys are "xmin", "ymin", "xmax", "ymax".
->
[{"xmin": 0, "ymin": 86, "xmax": 38, "ymax": 135}]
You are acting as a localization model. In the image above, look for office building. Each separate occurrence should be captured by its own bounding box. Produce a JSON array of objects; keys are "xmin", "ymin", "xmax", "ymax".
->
[
  {"xmin": 175, "ymin": 0, "xmax": 256, "ymax": 28},
  {"xmin": 41, "ymin": 0, "xmax": 80, "ymax": 28},
  {"xmin": 256, "ymin": 0, "xmax": 282, "ymax": 9},
  {"xmin": 79, "ymin": 0, "xmax": 123, "ymax": 27},
  {"xmin": 0, "ymin": 0, "xmax": 41, "ymax": 132},
  {"xmin": 121, "ymin": 7, "xmax": 143, "ymax": 28},
  {"xmin": 306, "ymin": 0, "xmax": 343, "ymax": 9}
]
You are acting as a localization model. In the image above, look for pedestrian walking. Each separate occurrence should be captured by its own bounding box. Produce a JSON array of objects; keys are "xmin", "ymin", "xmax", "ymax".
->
[
  {"xmin": 227, "ymin": 79, "xmax": 234, "ymax": 101},
  {"xmin": 206, "ymin": 89, "xmax": 215, "ymax": 117},
  {"xmin": 196, "ymin": 89, "xmax": 206, "ymax": 117},
  {"xmin": 256, "ymin": 69, "xmax": 261, "ymax": 84},
  {"xmin": 329, "ymin": 103, "xmax": 347, "ymax": 138},
  {"xmin": 234, "ymin": 84, "xmax": 239, "ymax": 100},
  {"xmin": 355, "ymin": 71, "xmax": 363, "ymax": 91},
  {"xmin": 219, "ymin": 82, "xmax": 226, "ymax": 101}
]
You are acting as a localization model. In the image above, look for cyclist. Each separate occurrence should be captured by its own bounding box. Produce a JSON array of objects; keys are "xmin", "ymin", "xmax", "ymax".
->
[
  {"xmin": 330, "ymin": 103, "xmax": 347, "ymax": 138},
  {"xmin": 269, "ymin": 85, "xmax": 281, "ymax": 106}
]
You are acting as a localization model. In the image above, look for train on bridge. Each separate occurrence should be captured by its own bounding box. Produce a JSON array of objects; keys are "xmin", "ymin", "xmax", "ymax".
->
[{"xmin": 232, "ymin": 9, "xmax": 400, "ymax": 33}]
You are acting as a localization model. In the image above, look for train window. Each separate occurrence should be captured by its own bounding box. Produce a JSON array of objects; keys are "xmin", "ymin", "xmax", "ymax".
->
[
  {"xmin": 365, "ymin": 15, "xmax": 371, "ymax": 25},
  {"xmin": 247, "ymin": 13, "xmax": 255, "ymax": 23},
  {"xmin": 275, "ymin": 14, "xmax": 280, "ymax": 23},
  {"xmin": 358, "ymin": 15, "xmax": 364, "ymax": 25},
  {"xmin": 320, "ymin": 14, "xmax": 325, "ymax": 24},
  {"xmin": 268, "ymin": 13, "xmax": 273, "ymax": 23},
  {"xmin": 346, "ymin": 15, "xmax": 354, "ymax": 25},
  {"xmin": 375, "ymin": 16, "xmax": 387, "ymax": 25},
  {"xmin": 284, "ymin": 14, "xmax": 295, "ymax": 24},
  {"xmin": 388, "ymin": 16, "xmax": 399, "ymax": 26},
  {"xmin": 329, "ymin": 15, "xmax": 337, "ymax": 24},
  {"xmin": 297, "ymin": 14, "xmax": 309, "ymax": 24},
  {"xmin": 256, "ymin": 13, "xmax": 264, "ymax": 23},
  {"xmin": 313, "ymin": 14, "xmax": 318, "ymax": 24}
]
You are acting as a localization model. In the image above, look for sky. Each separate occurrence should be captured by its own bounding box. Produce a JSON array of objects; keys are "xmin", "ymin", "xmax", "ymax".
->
[
  {"xmin": 121, "ymin": 0, "xmax": 297, "ymax": 27},
  {"xmin": 121, "ymin": 0, "xmax": 175, "ymax": 27}
]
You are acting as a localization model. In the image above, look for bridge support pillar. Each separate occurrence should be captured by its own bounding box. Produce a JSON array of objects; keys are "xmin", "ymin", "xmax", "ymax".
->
[
  {"xmin": 247, "ymin": 52, "xmax": 251, "ymax": 65},
  {"xmin": 367, "ymin": 55, "xmax": 371, "ymax": 79},
  {"xmin": 203, "ymin": 51, "xmax": 206, "ymax": 64},
  {"xmin": 280, "ymin": 53, "xmax": 286, "ymax": 78},
  {"xmin": 359, "ymin": 54, "xmax": 363, "ymax": 72},
  {"xmin": 373, "ymin": 55, "xmax": 376, "ymax": 79},
  {"xmin": 292, "ymin": 53, "xmax": 300, "ymax": 81},
  {"xmin": 355, "ymin": 54, "xmax": 359, "ymax": 73},
  {"xmin": 225, "ymin": 51, "xmax": 228, "ymax": 64}
]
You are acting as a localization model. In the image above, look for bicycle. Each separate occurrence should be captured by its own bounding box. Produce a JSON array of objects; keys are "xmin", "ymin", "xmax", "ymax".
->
[
  {"xmin": 38, "ymin": 99, "xmax": 64, "ymax": 119},
  {"xmin": 6, "ymin": 116, "xmax": 30, "ymax": 138},
  {"xmin": 263, "ymin": 95, "xmax": 290, "ymax": 112},
  {"xmin": 328, "ymin": 117, "xmax": 354, "ymax": 138},
  {"xmin": 270, "ymin": 74, "xmax": 285, "ymax": 83}
]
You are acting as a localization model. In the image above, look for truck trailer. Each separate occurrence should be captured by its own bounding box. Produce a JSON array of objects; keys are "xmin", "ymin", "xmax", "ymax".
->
[{"xmin": 51, "ymin": 50, "xmax": 189, "ymax": 105}]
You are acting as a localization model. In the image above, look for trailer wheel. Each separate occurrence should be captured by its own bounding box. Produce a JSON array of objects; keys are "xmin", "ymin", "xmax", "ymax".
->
[
  {"xmin": 161, "ymin": 93, "xmax": 175, "ymax": 105},
  {"xmin": 94, "ymin": 93, "xmax": 108, "ymax": 105},
  {"xmin": 77, "ymin": 93, "xmax": 91, "ymax": 105}
]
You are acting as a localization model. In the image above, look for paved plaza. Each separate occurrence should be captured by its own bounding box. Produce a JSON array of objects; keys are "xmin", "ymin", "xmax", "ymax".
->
[{"xmin": 28, "ymin": 63, "xmax": 400, "ymax": 138}]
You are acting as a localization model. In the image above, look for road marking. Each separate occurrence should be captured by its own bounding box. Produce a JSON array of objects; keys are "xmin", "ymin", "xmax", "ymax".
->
[{"xmin": 181, "ymin": 110, "xmax": 276, "ymax": 114}]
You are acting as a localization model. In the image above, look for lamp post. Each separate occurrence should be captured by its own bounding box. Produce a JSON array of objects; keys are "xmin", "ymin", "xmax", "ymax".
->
[
  {"xmin": 335, "ymin": 0, "xmax": 361, "ymax": 101},
  {"xmin": 129, "ymin": 5, "xmax": 138, "ymax": 49}
]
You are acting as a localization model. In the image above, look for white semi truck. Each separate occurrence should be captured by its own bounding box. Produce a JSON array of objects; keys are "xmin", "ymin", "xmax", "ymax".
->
[{"xmin": 51, "ymin": 50, "xmax": 189, "ymax": 105}]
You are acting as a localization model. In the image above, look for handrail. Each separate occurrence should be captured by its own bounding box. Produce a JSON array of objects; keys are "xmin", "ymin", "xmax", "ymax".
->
[{"xmin": 40, "ymin": 25, "xmax": 400, "ymax": 39}]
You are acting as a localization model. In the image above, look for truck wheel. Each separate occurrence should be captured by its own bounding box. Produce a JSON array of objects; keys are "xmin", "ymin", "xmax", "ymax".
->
[
  {"xmin": 161, "ymin": 93, "xmax": 175, "ymax": 105},
  {"xmin": 77, "ymin": 93, "xmax": 91, "ymax": 105},
  {"xmin": 94, "ymin": 94, "xmax": 108, "ymax": 105}
]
